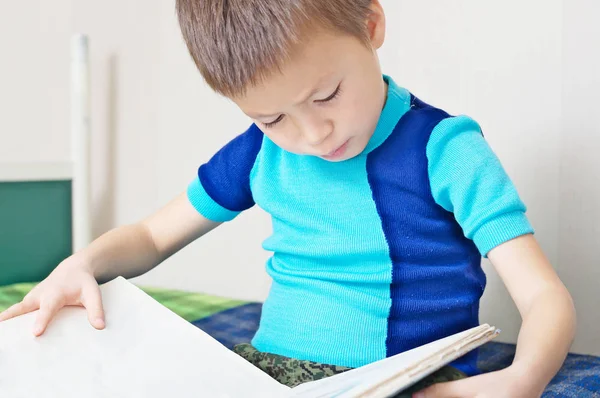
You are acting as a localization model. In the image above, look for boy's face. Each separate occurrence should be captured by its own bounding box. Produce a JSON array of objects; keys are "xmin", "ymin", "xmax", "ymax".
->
[{"xmin": 232, "ymin": 26, "xmax": 386, "ymax": 162}]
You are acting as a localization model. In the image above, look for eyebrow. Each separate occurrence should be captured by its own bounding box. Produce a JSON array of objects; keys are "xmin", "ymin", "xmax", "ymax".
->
[{"xmin": 248, "ymin": 76, "xmax": 338, "ymax": 119}]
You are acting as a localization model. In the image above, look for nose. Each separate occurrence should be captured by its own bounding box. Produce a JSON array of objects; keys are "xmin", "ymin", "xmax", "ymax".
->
[{"xmin": 301, "ymin": 116, "xmax": 333, "ymax": 146}]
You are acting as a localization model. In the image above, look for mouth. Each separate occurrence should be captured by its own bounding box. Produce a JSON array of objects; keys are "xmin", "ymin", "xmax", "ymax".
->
[{"xmin": 321, "ymin": 139, "xmax": 350, "ymax": 160}]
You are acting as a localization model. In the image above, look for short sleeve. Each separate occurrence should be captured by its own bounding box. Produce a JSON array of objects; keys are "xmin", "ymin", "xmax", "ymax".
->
[
  {"xmin": 426, "ymin": 115, "xmax": 534, "ymax": 257},
  {"xmin": 187, "ymin": 124, "xmax": 264, "ymax": 222}
]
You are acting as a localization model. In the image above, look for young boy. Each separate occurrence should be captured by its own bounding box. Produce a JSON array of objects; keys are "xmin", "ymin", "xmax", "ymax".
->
[{"xmin": 0, "ymin": 1, "xmax": 575, "ymax": 396}]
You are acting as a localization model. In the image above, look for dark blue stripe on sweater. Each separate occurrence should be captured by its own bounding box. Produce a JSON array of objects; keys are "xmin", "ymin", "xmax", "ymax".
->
[
  {"xmin": 199, "ymin": 124, "xmax": 264, "ymax": 212},
  {"xmin": 366, "ymin": 95, "xmax": 485, "ymax": 376}
]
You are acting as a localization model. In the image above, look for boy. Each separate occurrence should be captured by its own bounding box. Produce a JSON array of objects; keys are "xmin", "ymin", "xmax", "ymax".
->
[{"xmin": 0, "ymin": 1, "xmax": 575, "ymax": 396}]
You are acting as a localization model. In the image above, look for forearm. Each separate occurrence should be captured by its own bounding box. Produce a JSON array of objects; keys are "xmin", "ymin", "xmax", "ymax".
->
[
  {"xmin": 486, "ymin": 235, "xmax": 577, "ymax": 396},
  {"xmin": 70, "ymin": 223, "xmax": 163, "ymax": 283},
  {"xmin": 511, "ymin": 286, "xmax": 576, "ymax": 394},
  {"xmin": 68, "ymin": 192, "xmax": 220, "ymax": 283}
]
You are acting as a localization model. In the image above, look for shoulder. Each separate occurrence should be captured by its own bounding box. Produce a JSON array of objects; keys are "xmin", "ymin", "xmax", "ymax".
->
[
  {"xmin": 396, "ymin": 92, "xmax": 484, "ymax": 159},
  {"xmin": 210, "ymin": 123, "xmax": 265, "ymax": 160}
]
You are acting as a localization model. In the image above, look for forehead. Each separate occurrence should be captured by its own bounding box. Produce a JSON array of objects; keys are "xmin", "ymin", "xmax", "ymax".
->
[{"xmin": 232, "ymin": 31, "xmax": 363, "ymax": 115}]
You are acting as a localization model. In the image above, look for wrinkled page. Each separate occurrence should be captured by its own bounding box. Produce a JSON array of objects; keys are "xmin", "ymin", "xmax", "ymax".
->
[{"xmin": 0, "ymin": 277, "xmax": 289, "ymax": 398}]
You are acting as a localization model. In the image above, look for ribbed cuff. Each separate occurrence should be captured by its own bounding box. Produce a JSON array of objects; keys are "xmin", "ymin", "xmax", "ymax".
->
[
  {"xmin": 186, "ymin": 177, "xmax": 240, "ymax": 222},
  {"xmin": 472, "ymin": 211, "xmax": 534, "ymax": 257}
]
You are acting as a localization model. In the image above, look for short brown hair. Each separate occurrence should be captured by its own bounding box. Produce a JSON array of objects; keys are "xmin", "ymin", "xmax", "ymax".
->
[{"xmin": 176, "ymin": 0, "xmax": 372, "ymax": 97}]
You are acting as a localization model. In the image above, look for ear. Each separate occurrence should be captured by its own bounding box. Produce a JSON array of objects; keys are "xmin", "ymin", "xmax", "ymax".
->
[{"xmin": 366, "ymin": 0, "xmax": 386, "ymax": 49}]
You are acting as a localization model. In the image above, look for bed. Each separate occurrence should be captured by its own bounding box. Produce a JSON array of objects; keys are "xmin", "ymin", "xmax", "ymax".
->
[{"xmin": 0, "ymin": 282, "xmax": 598, "ymax": 397}]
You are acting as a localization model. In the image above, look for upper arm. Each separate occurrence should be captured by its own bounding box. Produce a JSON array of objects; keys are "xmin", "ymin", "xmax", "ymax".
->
[
  {"xmin": 187, "ymin": 124, "xmax": 264, "ymax": 222},
  {"xmin": 488, "ymin": 234, "xmax": 569, "ymax": 317},
  {"xmin": 426, "ymin": 116, "xmax": 566, "ymax": 314},
  {"xmin": 427, "ymin": 115, "xmax": 534, "ymax": 257},
  {"xmin": 141, "ymin": 124, "xmax": 264, "ymax": 261},
  {"xmin": 141, "ymin": 191, "xmax": 221, "ymax": 262}
]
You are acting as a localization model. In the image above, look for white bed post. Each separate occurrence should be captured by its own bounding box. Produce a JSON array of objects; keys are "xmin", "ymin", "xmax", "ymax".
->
[{"xmin": 71, "ymin": 34, "xmax": 92, "ymax": 252}]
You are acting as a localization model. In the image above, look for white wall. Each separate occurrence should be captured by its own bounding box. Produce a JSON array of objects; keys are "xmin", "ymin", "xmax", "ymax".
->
[
  {"xmin": 1, "ymin": 1, "xmax": 598, "ymax": 354},
  {"xmin": 0, "ymin": 2, "xmax": 73, "ymax": 163},
  {"xmin": 559, "ymin": 0, "xmax": 600, "ymax": 355}
]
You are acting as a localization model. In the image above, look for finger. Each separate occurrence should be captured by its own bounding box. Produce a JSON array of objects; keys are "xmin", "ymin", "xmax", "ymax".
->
[
  {"xmin": 413, "ymin": 379, "xmax": 472, "ymax": 398},
  {"xmin": 0, "ymin": 300, "xmax": 37, "ymax": 322},
  {"xmin": 33, "ymin": 297, "xmax": 64, "ymax": 337},
  {"xmin": 80, "ymin": 279, "xmax": 105, "ymax": 330}
]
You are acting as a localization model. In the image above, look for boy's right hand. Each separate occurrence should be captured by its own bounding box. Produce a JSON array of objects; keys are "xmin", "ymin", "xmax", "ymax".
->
[{"xmin": 0, "ymin": 257, "xmax": 105, "ymax": 336}]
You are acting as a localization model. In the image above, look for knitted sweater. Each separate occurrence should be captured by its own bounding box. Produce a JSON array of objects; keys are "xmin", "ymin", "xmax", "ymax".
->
[{"xmin": 187, "ymin": 75, "xmax": 533, "ymax": 376}]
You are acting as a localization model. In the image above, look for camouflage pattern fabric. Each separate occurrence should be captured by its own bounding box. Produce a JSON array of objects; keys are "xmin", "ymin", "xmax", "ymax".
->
[
  {"xmin": 233, "ymin": 343, "xmax": 466, "ymax": 396},
  {"xmin": 233, "ymin": 343, "xmax": 353, "ymax": 387}
]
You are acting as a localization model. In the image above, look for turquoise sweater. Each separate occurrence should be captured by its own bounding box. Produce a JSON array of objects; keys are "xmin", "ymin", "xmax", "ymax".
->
[{"xmin": 187, "ymin": 75, "xmax": 533, "ymax": 375}]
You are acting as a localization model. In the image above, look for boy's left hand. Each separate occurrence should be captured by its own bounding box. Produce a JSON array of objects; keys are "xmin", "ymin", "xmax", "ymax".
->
[{"xmin": 413, "ymin": 364, "xmax": 543, "ymax": 398}]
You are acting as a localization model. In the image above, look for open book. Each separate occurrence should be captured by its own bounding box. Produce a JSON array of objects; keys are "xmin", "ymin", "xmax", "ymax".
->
[{"xmin": 0, "ymin": 277, "xmax": 498, "ymax": 397}]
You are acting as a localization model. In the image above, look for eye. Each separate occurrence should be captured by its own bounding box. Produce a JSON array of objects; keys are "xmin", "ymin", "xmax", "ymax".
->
[
  {"xmin": 315, "ymin": 84, "xmax": 342, "ymax": 103},
  {"xmin": 263, "ymin": 114, "xmax": 284, "ymax": 128}
]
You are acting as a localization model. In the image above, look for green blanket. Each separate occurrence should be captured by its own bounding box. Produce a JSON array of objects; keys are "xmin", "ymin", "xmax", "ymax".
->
[{"xmin": 0, "ymin": 282, "xmax": 248, "ymax": 322}]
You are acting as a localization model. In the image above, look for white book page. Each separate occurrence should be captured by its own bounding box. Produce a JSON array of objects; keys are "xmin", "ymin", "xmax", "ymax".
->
[
  {"xmin": 290, "ymin": 325, "xmax": 497, "ymax": 398},
  {"xmin": 0, "ymin": 277, "xmax": 289, "ymax": 398}
]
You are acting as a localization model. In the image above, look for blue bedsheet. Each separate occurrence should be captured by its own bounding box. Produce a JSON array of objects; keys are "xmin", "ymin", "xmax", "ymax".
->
[{"xmin": 193, "ymin": 303, "xmax": 600, "ymax": 398}]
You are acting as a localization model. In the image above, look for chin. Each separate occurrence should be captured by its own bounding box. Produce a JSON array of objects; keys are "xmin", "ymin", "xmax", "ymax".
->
[
  {"xmin": 320, "ymin": 156, "xmax": 350, "ymax": 163},
  {"xmin": 320, "ymin": 148, "xmax": 360, "ymax": 162}
]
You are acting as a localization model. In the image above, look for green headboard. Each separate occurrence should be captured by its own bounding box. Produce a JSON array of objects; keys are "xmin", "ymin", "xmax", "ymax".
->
[{"xmin": 0, "ymin": 180, "xmax": 73, "ymax": 286}]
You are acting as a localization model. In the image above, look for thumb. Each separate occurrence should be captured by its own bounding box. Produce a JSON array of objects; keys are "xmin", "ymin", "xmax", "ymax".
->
[{"xmin": 80, "ymin": 279, "xmax": 105, "ymax": 330}]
